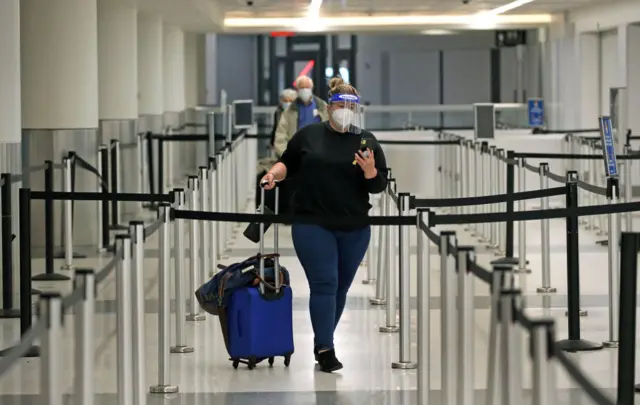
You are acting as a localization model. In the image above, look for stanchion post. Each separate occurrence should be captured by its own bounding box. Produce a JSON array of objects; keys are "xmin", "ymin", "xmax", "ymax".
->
[
  {"xmin": 199, "ymin": 167, "xmax": 210, "ymax": 287},
  {"xmin": 130, "ymin": 221, "xmax": 147, "ymax": 405},
  {"xmin": 440, "ymin": 231, "xmax": 457, "ymax": 405},
  {"xmin": 61, "ymin": 157, "xmax": 74, "ymax": 270},
  {"xmin": 73, "ymin": 269, "xmax": 95, "ymax": 405},
  {"xmin": 40, "ymin": 292, "xmax": 63, "ymax": 405},
  {"xmin": 392, "ymin": 194, "xmax": 416, "ymax": 369},
  {"xmin": 215, "ymin": 153, "xmax": 224, "ymax": 259},
  {"xmin": 499, "ymin": 289, "xmax": 521, "ymax": 405},
  {"xmin": 416, "ymin": 208, "xmax": 431, "ymax": 405},
  {"xmin": 604, "ymin": 174, "xmax": 620, "ymax": 348},
  {"xmin": 150, "ymin": 204, "xmax": 180, "ymax": 394},
  {"xmin": 516, "ymin": 157, "xmax": 530, "ymax": 273},
  {"xmin": 623, "ymin": 145, "xmax": 633, "ymax": 231},
  {"xmin": 362, "ymin": 198, "xmax": 376, "ymax": 285},
  {"xmin": 615, "ymin": 233, "xmax": 640, "ymax": 399},
  {"xmin": 171, "ymin": 189, "xmax": 194, "ymax": 353},
  {"xmin": 110, "ymin": 139, "xmax": 123, "ymax": 228},
  {"xmin": 115, "ymin": 234, "xmax": 133, "ymax": 405},
  {"xmin": 0, "ymin": 173, "xmax": 19, "ymax": 318},
  {"xmin": 457, "ymin": 246, "xmax": 475, "ymax": 405},
  {"xmin": 380, "ymin": 179, "xmax": 399, "ymax": 332},
  {"xmin": 556, "ymin": 171, "xmax": 602, "ymax": 352},
  {"xmin": 98, "ymin": 145, "xmax": 110, "ymax": 250},
  {"xmin": 186, "ymin": 176, "xmax": 204, "ymax": 322},
  {"xmin": 536, "ymin": 163, "xmax": 555, "ymax": 293},
  {"xmin": 208, "ymin": 157, "xmax": 219, "ymax": 276},
  {"xmin": 370, "ymin": 186, "xmax": 387, "ymax": 304},
  {"xmin": 530, "ymin": 319, "xmax": 556, "ymax": 405}
]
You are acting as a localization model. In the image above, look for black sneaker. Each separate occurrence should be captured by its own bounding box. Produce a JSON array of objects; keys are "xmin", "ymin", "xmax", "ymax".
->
[{"xmin": 316, "ymin": 349, "xmax": 343, "ymax": 373}]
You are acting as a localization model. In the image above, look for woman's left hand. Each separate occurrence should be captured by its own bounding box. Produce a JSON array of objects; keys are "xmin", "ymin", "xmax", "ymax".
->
[{"xmin": 355, "ymin": 148, "xmax": 377, "ymax": 179}]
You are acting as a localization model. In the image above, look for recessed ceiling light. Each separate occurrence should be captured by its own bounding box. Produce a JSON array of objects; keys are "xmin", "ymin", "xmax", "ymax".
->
[{"xmin": 420, "ymin": 29, "xmax": 457, "ymax": 35}]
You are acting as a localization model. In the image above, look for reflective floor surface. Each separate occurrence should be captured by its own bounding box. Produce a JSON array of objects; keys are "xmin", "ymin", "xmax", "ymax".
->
[{"xmin": 0, "ymin": 203, "xmax": 639, "ymax": 404}]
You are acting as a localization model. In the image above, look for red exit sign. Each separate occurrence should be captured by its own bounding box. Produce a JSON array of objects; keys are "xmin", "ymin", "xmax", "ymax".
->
[{"xmin": 271, "ymin": 31, "xmax": 295, "ymax": 37}]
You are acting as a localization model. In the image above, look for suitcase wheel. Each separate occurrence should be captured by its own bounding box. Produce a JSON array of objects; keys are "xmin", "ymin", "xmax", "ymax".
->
[
  {"xmin": 268, "ymin": 357, "xmax": 275, "ymax": 367},
  {"xmin": 284, "ymin": 354, "xmax": 291, "ymax": 367},
  {"xmin": 247, "ymin": 356, "xmax": 257, "ymax": 370},
  {"xmin": 232, "ymin": 359, "xmax": 239, "ymax": 369}
]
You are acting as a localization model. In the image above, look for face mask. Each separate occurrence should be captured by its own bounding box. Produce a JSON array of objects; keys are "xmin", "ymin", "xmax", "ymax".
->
[
  {"xmin": 281, "ymin": 102, "xmax": 291, "ymax": 110},
  {"xmin": 298, "ymin": 88, "xmax": 312, "ymax": 102},
  {"xmin": 331, "ymin": 108, "xmax": 355, "ymax": 130}
]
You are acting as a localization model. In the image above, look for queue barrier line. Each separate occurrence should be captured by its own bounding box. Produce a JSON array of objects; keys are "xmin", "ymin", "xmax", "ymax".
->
[
  {"xmin": 29, "ymin": 191, "xmax": 173, "ymax": 203},
  {"xmin": 412, "ymin": 186, "xmax": 565, "ymax": 208}
]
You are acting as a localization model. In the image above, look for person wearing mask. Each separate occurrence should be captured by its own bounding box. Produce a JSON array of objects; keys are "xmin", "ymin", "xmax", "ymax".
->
[
  {"xmin": 261, "ymin": 77, "xmax": 388, "ymax": 373},
  {"xmin": 256, "ymin": 88, "xmax": 298, "ymax": 210},
  {"xmin": 273, "ymin": 75, "xmax": 329, "ymax": 157}
]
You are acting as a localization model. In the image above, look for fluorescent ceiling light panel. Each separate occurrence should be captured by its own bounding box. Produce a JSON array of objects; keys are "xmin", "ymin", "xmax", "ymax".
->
[
  {"xmin": 486, "ymin": 0, "xmax": 535, "ymax": 15},
  {"xmin": 421, "ymin": 29, "xmax": 457, "ymax": 35}
]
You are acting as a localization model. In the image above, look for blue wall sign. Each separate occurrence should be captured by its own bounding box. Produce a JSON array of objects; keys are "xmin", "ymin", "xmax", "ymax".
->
[
  {"xmin": 528, "ymin": 98, "xmax": 544, "ymax": 127},
  {"xmin": 599, "ymin": 116, "xmax": 618, "ymax": 178}
]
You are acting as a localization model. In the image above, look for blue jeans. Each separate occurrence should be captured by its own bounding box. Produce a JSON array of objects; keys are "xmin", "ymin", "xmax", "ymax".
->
[{"xmin": 291, "ymin": 223, "xmax": 371, "ymax": 349}]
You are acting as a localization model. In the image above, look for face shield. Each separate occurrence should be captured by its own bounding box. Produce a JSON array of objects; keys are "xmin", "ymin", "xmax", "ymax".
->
[{"xmin": 328, "ymin": 93, "xmax": 363, "ymax": 134}]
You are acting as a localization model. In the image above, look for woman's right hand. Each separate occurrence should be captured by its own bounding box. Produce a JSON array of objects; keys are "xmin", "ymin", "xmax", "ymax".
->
[{"xmin": 261, "ymin": 172, "xmax": 276, "ymax": 190}]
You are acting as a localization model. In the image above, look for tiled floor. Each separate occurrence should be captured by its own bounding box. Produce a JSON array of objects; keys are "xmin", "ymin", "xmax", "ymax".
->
[{"xmin": 0, "ymin": 201, "xmax": 637, "ymax": 404}]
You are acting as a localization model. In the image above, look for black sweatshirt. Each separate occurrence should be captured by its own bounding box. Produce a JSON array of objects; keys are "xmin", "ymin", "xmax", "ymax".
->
[{"xmin": 279, "ymin": 121, "xmax": 388, "ymax": 229}]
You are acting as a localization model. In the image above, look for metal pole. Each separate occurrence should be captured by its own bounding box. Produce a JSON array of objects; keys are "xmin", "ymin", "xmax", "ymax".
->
[
  {"xmin": 392, "ymin": 194, "xmax": 416, "ymax": 369},
  {"xmin": 130, "ymin": 221, "xmax": 147, "ymax": 405},
  {"xmin": 536, "ymin": 163, "xmax": 555, "ymax": 293},
  {"xmin": 114, "ymin": 139, "xmax": 123, "ymax": 225},
  {"xmin": 171, "ymin": 189, "xmax": 194, "ymax": 353},
  {"xmin": 604, "ymin": 177, "xmax": 620, "ymax": 347},
  {"xmin": 208, "ymin": 157, "xmax": 218, "ymax": 276},
  {"xmin": 62, "ymin": 157, "xmax": 73, "ymax": 270},
  {"xmin": 516, "ymin": 157, "xmax": 529, "ymax": 273},
  {"xmin": 40, "ymin": 292, "xmax": 63, "ymax": 405},
  {"xmin": 440, "ymin": 231, "xmax": 457, "ymax": 405},
  {"xmin": 150, "ymin": 204, "xmax": 180, "ymax": 394},
  {"xmin": 199, "ymin": 166, "xmax": 210, "ymax": 286},
  {"xmin": 489, "ymin": 146, "xmax": 498, "ymax": 248},
  {"xmin": 380, "ymin": 180, "xmax": 399, "ymax": 333},
  {"xmin": 496, "ymin": 149, "xmax": 506, "ymax": 256},
  {"xmin": 499, "ymin": 289, "xmax": 520, "ymax": 405},
  {"xmin": 74, "ymin": 269, "xmax": 95, "ymax": 405},
  {"xmin": 362, "ymin": 199, "xmax": 376, "ymax": 285},
  {"xmin": 457, "ymin": 246, "xmax": 475, "ymax": 405},
  {"xmin": 97, "ymin": 146, "xmax": 105, "ymax": 252},
  {"xmin": 215, "ymin": 153, "xmax": 223, "ymax": 259},
  {"xmin": 623, "ymin": 145, "xmax": 632, "ymax": 231},
  {"xmin": 531, "ymin": 320, "xmax": 555, "ymax": 405},
  {"xmin": 370, "ymin": 189, "xmax": 387, "ymax": 305},
  {"xmin": 416, "ymin": 209, "xmax": 431, "ymax": 405},
  {"xmin": 186, "ymin": 176, "xmax": 204, "ymax": 322},
  {"xmin": 115, "ymin": 234, "xmax": 133, "ymax": 405},
  {"xmin": 137, "ymin": 132, "xmax": 143, "ymax": 200},
  {"xmin": 470, "ymin": 142, "xmax": 479, "ymax": 236}
]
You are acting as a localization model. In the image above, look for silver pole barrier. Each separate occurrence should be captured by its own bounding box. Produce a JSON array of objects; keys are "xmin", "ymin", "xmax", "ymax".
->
[
  {"xmin": 489, "ymin": 146, "xmax": 498, "ymax": 247},
  {"xmin": 457, "ymin": 140, "xmax": 465, "ymax": 215},
  {"xmin": 97, "ymin": 145, "xmax": 106, "ymax": 252},
  {"xmin": 150, "ymin": 204, "xmax": 180, "ymax": 394},
  {"xmin": 392, "ymin": 194, "xmax": 417, "ymax": 368},
  {"xmin": 439, "ymin": 142, "xmax": 445, "ymax": 199},
  {"xmin": 604, "ymin": 178, "xmax": 620, "ymax": 348},
  {"xmin": 499, "ymin": 289, "xmax": 519, "ymax": 405},
  {"xmin": 516, "ymin": 158, "xmax": 529, "ymax": 273},
  {"xmin": 586, "ymin": 141, "xmax": 597, "ymax": 230},
  {"xmin": 440, "ymin": 231, "xmax": 457, "ymax": 405},
  {"xmin": 380, "ymin": 180, "xmax": 399, "ymax": 333},
  {"xmin": 416, "ymin": 209, "xmax": 431, "ymax": 405},
  {"xmin": 130, "ymin": 221, "xmax": 147, "ymax": 405},
  {"xmin": 62, "ymin": 157, "xmax": 74, "ymax": 270},
  {"xmin": 536, "ymin": 163, "xmax": 555, "ymax": 293},
  {"xmin": 463, "ymin": 141, "xmax": 471, "ymax": 222},
  {"xmin": 171, "ymin": 189, "xmax": 194, "ymax": 353},
  {"xmin": 623, "ymin": 145, "xmax": 632, "ymax": 231},
  {"xmin": 186, "ymin": 176, "xmax": 205, "ymax": 321},
  {"xmin": 209, "ymin": 158, "xmax": 219, "ymax": 277},
  {"xmin": 481, "ymin": 144, "xmax": 490, "ymax": 241},
  {"xmin": 457, "ymin": 246, "xmax": 475, "ymax": 405},
  {"xmin": 486, "ymin": 265, "xmax": 513, "ymax": 405},
  {"xmin": 496, "ymin": 149, "xmax": 506, "ymax": 256},
  {"xmin": 40, "ymin": 292, "xmax": 63, "ymax": 405},
  {"xmin": 471, "ymin": 142, "xmax": 480, "ymax": 236},
  {"xmin": 114, "ymin": 139, "xmax": 123, "ymax": 225},
  {"xmin": 370, "ymin": 189, "xmax": 387, "ymax": 305},
  {"xmin": 215, "ymin": 154, "xmax": 223, "ymax": 259},
  {"xmin": 199, "ymin": 166, "xmax": 210, "ymax": 286},
  {"xmin": 531, "ymin": 320, "xmax": 555, "ymax": 405},
  {"xmin": 362, "ymin": 199, "xmax": 376, "ymax": 285},
  {"xmin": 74, "ymin": 269, "xmax": 95, "ymax": 405},
  {"xmin": 137, "ymin": 132, "xmax": 143, "ymax": 199},
  {"xmin": 141, "ymin": 133, "xmax": 149, "ymax": 196},
  {"xmin": 115, "ymin": 234, "xmax": 133, "ymax": 405}
]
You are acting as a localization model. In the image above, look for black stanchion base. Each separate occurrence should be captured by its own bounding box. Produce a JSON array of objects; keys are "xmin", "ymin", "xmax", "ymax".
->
[
  {"xmin": 53, "ymin": 251, "xmax": 87, "ymax": 259},
  {"xmin": 32, "ymin": 273, "xmax": 71, "ymax": 281},
  {"xmin": 490, "ymin": 257, "xmax": 526, "ymax": 265},
  {"xmin": 0, "ymin": 309, "xmax": 21, "ymax": 319},
  {"xmin": 556, "ymin": 338, "xmax": 604, "ymax": 353},
  {"xmin": 0, "ymin": 345, "xmax": 40, "ymax": 358},
  {"xmin": 110, "ymin": 224, "xmax": 128, "ymax": 231}
]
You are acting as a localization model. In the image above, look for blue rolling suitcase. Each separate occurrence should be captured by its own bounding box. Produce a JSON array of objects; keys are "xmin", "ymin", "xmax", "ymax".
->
[{"xmin": 226, "ymin": 183, "xmax": 294, "ymax": 369}]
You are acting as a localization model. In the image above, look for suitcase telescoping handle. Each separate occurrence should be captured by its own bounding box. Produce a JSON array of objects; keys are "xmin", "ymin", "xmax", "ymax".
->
[{"xmin": 258, "ymin": 180, "xmax": 281, "ymax": 294}]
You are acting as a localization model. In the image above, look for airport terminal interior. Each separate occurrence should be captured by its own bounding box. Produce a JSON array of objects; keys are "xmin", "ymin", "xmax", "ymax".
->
[{"xmin": 4, "ymin": 0, "xmax": 640, "ymax": 404}]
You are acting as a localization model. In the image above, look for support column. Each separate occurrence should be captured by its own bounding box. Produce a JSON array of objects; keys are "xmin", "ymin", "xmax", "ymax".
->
[
  {"xmin": 21, "ymin": 0, "xmax": 99, "ymax": 251},
  {"xmin": 138, "ymin": 13, "xmax": 164, "ymax": 133},
  {"xmin": 98, "ymin": 0, "xmax": 138, "ymax": 216},
  {"xmin": 627, "ymin": 25, "xmax": 640, "ymax": 139},
  {"xmin": 577, "ymin": 32, "xmax": 599, "ymax": 129},
  {"xmin": 163, "ymin": 25, "xmax": 187, "ymax": 179},
  {"xmin": 185, "ymin": 33, "xmax": 208, "ymax": 166}
]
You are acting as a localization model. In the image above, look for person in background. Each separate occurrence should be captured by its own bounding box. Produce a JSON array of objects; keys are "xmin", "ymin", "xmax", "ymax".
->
[
  {"xmin": 256, "ymin": 88, "xmax": 298, "ymax": 210},
  {"xmin": 273, "ymin": 75, "xmax": 329, "ymax": 157},
  {"xmin": 261, "ymin": 77, "xmax": 388, "ymax": 372}
]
